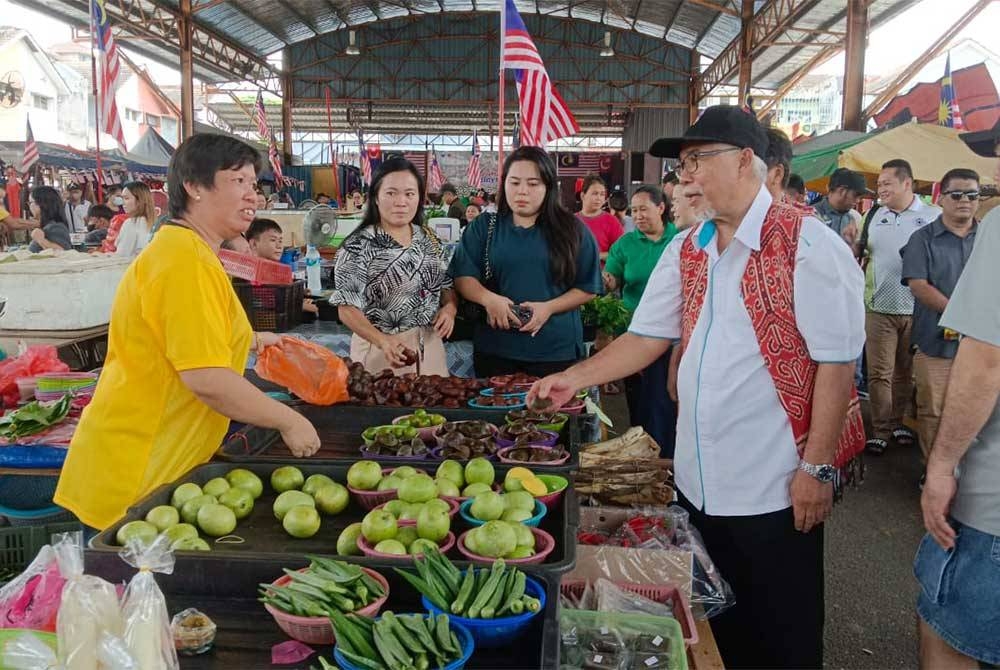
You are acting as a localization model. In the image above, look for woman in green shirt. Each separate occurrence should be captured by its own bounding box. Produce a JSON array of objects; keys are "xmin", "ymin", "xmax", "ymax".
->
[{"xmin": 603, "ymin": 185, "xmax": 678, "ymax": 457}]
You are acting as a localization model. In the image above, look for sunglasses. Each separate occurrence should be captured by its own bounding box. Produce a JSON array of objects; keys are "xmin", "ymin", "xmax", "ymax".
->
[{"xmin": 942, "ymin": 190, "xmax": 980, "ymax": 201}]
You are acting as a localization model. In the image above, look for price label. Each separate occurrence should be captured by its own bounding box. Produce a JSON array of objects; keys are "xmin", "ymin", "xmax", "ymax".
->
[
  {"xmin": 651, "ymin": 635, "xmax": 663, "ymax": 647},
  {"xmin": 594, "ymin": 655, "xmax": 603, "ymax": 663},
  {"xmin": 645, "ymin": 657, "xmax": 659, "ymax": 667}
]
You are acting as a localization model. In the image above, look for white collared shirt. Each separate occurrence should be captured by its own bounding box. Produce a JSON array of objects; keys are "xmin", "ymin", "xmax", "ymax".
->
[
  {"xmin": 629, "ymin": 185, "xmax": 866, "ymax": 516},
  {"xmin": 864, "ymin": 195, "xmax": 939, "ymax": 315}
]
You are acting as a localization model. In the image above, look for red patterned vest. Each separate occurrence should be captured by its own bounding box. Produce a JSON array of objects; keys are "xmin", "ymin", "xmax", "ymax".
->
[{"xmin": 679, "ymin": 203, "xmax": 866, "ymax": 470}]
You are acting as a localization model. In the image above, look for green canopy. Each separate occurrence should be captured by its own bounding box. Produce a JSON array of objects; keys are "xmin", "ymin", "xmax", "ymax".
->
[{"xmin": 790, "ymin": 135, "xmax": 869, "ymax": 187}]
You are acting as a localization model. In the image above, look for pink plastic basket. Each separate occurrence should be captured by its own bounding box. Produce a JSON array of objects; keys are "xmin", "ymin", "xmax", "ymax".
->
[
  {"xmin": 219, "ymin": 249, "xmax": 293, "ymax": 285},
  {"xmin": 456, "ymin": 527, "xmax": 554, "ymax": 565},
  {"xmin": 348, "ymin": 467, "xmax": 428, "ymax": 510},
  {"xmin": 372, "ymin": 497, "xmax": 460, "ymax": 525},
  {"xmin": 496, "ymin": 445, "xmax": 571, "ymax": 466},
  {"xmin": 263, "ymin": 567, "xmax": 389, "ymax": 645},
  {"xmin": 558, "ymin": 580, "xmax": 698, "ymax": 647},
  {"xmin": 357, "ymin": 531, "xmax": 456, "ymax": 560}
]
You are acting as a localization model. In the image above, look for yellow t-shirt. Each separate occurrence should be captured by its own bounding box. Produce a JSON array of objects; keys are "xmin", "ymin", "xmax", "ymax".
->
[{"xmin": 54, "ymin": 225, "xmax": 252, "ymax": 529}]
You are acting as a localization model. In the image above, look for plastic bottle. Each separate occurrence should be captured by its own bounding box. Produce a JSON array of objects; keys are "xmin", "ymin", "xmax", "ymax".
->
[{"xmin": 305, "ymin": 245, "xmax": 322, "ymax": 293}]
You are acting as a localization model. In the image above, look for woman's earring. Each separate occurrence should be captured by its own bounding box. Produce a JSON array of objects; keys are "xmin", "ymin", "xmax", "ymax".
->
[{"xmin": 195, "ymin": 195, "xmax": 202, "ymax": 201}]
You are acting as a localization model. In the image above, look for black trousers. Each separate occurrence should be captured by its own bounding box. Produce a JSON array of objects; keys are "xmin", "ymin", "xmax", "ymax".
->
[
  {"xmin": 623, "ymin": 350, "xmax": 677, "ymax": 458},
  {"xmin": 472, "ymin": 351, "xmax": 577, "ymax": 379},
  {"xmin": 678, "ymin": 492, "xmax": 825, "ymax": 669}
]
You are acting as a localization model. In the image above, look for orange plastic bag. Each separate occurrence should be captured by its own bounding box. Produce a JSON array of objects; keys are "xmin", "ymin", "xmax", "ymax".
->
[{"xmin": 254, "ymin": 337, "xmax": 349, "ymax": 405}]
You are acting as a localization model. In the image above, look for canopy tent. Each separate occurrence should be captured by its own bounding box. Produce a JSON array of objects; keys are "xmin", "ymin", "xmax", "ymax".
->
[
  {"xmin": 117, "ymin": 127, "xmax": 174, "ymax": 167},
  {"xmin": 0, "ymin": 141, "xmax": 168, "ymax": 176},
  {"xmin": 792, "ymin": 123, "xmax": 998, "ymax": 191}
]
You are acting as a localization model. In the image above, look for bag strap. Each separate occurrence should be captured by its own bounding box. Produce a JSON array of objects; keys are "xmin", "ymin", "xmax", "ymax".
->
[
  {"xmin": 858, "ymin": 204, "xmax": 880, "ymax": 259},
  {"xmin": 482, "ymin": 213, "xmax": 497, "ymax": 282}
]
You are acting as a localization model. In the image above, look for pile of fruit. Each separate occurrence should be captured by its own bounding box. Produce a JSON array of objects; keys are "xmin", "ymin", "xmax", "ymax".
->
[
  {"xmin": 331, "ymin": 610, "xmax": 466, "ymax": 670},
  {"xmin": 394, "ymin": 409, "xmax": 447, "ymax": 429},
  {"xmin": 435, "ymin": 421, "xmax": 497, "ymax": 460},
  {"xmin": 344, "ymin": 458, "xmax": 496, "ymax": 500},
  {"xmin": 116, "ymin": 467, "xmax": 267, "ymax": 551},
  {"xmin": 346, "ymin": 362, "xmax": 487, "ymax": 408},
  {"xmin": 469, "ymin": 393, "xmax": 523, "ymax": 408},
  {"xmin": 361, "ymin": 425, "xmax": 429, "ymax": 457},
  {"xmin": 397, "ymin": 547, "xmax": 541, "ymax": 619},
  {"xmin": 463, "ymin": 520, "xmax": 538, "ymax": 560},
  {"xmin": 501, "ymin": 444, "xmax": 571, "ymax": 463},
  {"xmin": 270, "ymin": 466, "xmax": 351, "ymax": 538},
  {"xmin": 258, "ymin": 556, "xmax": 385, "ymax": 618},
  {"xmin": 489, "ymin": 373, "xmax": 538, "ymax": 395},
  {"xmin": 465, "ymin": 490, "xmax": 537, "ymax": 524}
]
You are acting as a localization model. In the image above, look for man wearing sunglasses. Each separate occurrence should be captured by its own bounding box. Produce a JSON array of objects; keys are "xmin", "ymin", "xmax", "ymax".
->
[{"xmin": 901, "ymin": 169, "xmax": 980, "ymax": 475}]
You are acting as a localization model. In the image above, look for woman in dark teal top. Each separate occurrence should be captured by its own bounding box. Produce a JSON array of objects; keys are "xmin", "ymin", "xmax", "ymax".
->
[
  {"xmin": 602, "ymin": 185, "xmax": 678, "ymax": 457},
  {"xmin": 450, "ymin": 146, "xmax": 602, "ymax": 377}
]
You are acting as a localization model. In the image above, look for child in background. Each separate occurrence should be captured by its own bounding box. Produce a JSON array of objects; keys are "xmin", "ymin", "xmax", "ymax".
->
[{"xmin": 246, "ymin": 218, "xmax": 318, "ymax": 315}]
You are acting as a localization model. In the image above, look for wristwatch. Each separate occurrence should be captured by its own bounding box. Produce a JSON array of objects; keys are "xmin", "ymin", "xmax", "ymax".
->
[{"xmin": 799, "ymin": 460, "xmax": 837, "ymax": 483}]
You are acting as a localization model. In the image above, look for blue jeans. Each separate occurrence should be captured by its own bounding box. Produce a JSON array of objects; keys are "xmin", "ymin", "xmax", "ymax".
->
[{"xmin": 914, "ymin": 521, "xmax": 1000, "ymax": 665}]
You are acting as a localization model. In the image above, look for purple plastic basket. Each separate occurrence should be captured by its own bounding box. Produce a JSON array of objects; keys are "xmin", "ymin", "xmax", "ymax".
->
[{"xmin": 494, "ymin": 429, "xmax": 559, "ymax": 450}]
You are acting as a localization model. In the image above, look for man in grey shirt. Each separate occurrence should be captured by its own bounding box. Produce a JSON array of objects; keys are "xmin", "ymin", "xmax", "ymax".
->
[
  {"xmin": 915, "ymin": 120, "xmax": 1000, "ymax": 669},
  {"xmin": 901, "ymin": 168, "xmax": 980, "ymax": 467}
]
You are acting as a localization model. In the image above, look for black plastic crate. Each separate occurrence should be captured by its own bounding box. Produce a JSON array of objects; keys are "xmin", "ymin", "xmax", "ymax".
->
[
  {"xmin": 233, "ymin": 279, "xmax": 306, "ymax": 332},
  {"xmin": 83, "ymin": 554, "xmax": 560, "ymax": 669},
  {"xmin": 89, "ymin": 461, "xmax": 577, "ymax": 574},
  {"xmin": 216, "ymin": 404, "xmax": 586, "ymax": 473},
  {"xmin": 0, "ymin": 521, "xmax": 83, "ymax": 584}
]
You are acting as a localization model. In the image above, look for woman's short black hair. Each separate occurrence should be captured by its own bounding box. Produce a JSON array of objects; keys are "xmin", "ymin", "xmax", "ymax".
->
[
  {"xmin": 30, "ymin": 186, "xmax": 68, "ymax": 227},
  {"xmin": 168, "ymin": 133, "xmax": 261, "ymax": 219},
  {"xmin": 348, "ymin": 158, "xmax": 426, "ymax": 240}
]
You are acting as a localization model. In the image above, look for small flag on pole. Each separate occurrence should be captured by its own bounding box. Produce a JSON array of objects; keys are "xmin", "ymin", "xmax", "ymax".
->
[
  {"xmin": 21, "ymin": 118, "xmax": 39, "ymax": 172},
  {"xmin": 255, "ymin": 90, "xmax": 271, "ymax": 139},
  {"xmin": 938, "ymin": 54, "xmax": 964, "ymax": 129},
  {"xmin": 91, "ymin": 0, "xmax": 126, "ymax": 150},
  {"xmin": 268, "ymin": 131, "xmax": 284, "ymax": 183},
  {"xmin": 428, "ymin": 148, "xmax": 445, "ymax": 193},
  {"xmin": 501, "ymin": 0, "xmax": 579, "ymax": 147},
  {"xmin": 466, "ymin": 131, "xmax": 482, "ymax": 189}
]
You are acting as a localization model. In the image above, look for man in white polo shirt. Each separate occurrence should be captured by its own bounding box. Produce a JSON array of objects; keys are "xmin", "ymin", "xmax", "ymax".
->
[
  {"xmin": 529, "ymin": 105, "xmax": 865, "ymax": 669},
  {"xmin": 856, "ymin": 159, "xmax": 939, "ymax": 454}
]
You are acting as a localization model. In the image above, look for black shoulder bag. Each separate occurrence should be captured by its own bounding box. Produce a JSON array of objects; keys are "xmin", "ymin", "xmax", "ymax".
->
[{"xmin": 458, "ymin": 213, "xmax": 498, "ymax": 324}]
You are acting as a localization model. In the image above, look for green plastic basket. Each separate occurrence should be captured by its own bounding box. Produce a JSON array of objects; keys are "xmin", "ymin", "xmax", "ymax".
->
[{"xmin": 559, "ymin": 608, "xmax": 688, "ymax": 670}]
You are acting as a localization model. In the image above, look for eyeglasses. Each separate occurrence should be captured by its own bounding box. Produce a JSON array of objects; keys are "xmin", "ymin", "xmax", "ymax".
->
[
  {"xmin": 943, "ymin": 190, "xmax": 980, "ymax": 201},
  {"xmin": 677, "ymin": 147, "xmax": 742, "ymax": 175}
]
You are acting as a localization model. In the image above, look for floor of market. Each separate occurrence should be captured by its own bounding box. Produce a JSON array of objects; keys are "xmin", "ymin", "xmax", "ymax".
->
[{"xmin": 600, "ymin": 393, "xmax": 923, "ymax": 670}]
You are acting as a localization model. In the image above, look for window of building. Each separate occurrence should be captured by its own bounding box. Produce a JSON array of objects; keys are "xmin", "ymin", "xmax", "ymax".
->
[
  {"xmin": 145, "ymin": 113, "xmax": 160, "ymax": 127},
  {"xmin": 125, "ymin": 108, "xmax": 142, "ymax": 122},
  {"xmin": 31, "ymin": 94, "xmax": 50, "ymax": 110}
]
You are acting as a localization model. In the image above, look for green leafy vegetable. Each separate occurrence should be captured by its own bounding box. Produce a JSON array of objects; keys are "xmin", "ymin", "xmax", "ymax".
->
[
  {"xmin": 581, "ymin": 295, "xmax": 632, "ymax": 334},
  {"xmin": 0, "ymin": 394, "xmax": 72, "ymax": 440}
]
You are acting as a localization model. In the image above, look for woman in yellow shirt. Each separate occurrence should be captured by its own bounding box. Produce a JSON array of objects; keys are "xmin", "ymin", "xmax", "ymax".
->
[{"xmin": 55, "ymin": 134, "xmax": 321, "ymax": 531}]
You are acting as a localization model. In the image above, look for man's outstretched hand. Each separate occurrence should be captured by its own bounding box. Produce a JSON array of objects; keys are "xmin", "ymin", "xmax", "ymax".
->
[{"xmin": 526, "ymin": 373, "xmax": 578, "ymax": 411}]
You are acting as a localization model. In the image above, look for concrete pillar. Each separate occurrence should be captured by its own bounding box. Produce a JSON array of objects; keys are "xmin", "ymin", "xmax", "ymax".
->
[
  {"xmin": 841, "ymin": 0, "xmax": 868, "ymax": 131},
  {"xmin": 178, "ymin": 0, "xmax": 195, "ymax": 139}
]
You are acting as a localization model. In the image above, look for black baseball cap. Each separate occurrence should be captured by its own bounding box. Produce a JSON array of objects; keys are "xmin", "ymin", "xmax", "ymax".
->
[
  {"xmin": 828, "ymin": 167, "xmax": 871, "ymax": 195},
  {"xmin": 650, "ymin": 105, "xmax": 769, "ymax": 159},
  {"xmin": 959, "ymin": 118, "xmax": 1000, "ymax": 158},
  {"xmin": 439, "ymin": 183, "xmax": 458, "ymax": 196}
]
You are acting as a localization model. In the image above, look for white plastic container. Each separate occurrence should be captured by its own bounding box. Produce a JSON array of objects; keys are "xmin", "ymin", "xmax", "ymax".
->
[{"xmin": 0, "ymin": 253, "xmax": 131, "ymax": 330}]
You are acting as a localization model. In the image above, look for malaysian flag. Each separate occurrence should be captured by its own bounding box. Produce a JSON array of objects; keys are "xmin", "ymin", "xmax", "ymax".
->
[
  {"xmin": 366, "ymin": 145, "xmax": 382, "ymax": 183},
  {"xmin": 268, "ymin": 131, "xmax": 284, "ymax": 183},
  {"xmin": 21, "ymin": 117, "xmax": 39, "ymax": 172},
  {"xmin": 255, "ymin": 90, "xmax": 271, "ymax": 139},
  {"xmin": 403, "ymin": 151, "xmax": 427, "ymax": 176},
  {"xmin": 357, "ymin": 130, "xmax": 371, "ymax": 184},
  {"xmin": 556, "ymin": 152, "xmax": 614, "ymax": 177},
  {"xmin": 428, "ymin": 149, "xmax": 445, "ymax": 193},
  {"xmin": 466, "ymin": 131, "xmax": 482, "ymax": 189},
  {"xmin": 938, "ymin": 54, "xmax": 964, "ymax": 129},
  {"xmin": 91, "ymin": 0, "xmax": 126, "ymax": 150},
  {"xmin": 501, "ymin": 0, "xmax": 578, "ymax": 147}
]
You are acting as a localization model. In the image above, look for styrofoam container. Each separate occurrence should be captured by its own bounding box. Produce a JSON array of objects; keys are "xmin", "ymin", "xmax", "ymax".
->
[{"xmin": 0, "ymin": 254, "xmax": 131, "ymax": 330}]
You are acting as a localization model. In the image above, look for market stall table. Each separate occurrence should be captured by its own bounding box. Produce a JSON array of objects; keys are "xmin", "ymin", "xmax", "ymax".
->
[{"xmin": 0, "ymin": 325, "xmax": 108, "ymax": 370}]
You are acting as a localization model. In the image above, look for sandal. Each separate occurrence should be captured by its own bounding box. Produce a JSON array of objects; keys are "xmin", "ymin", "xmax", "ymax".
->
[
  {"xmin": 892, "ymin": 427, "xmax": 917, "ymax": 446},
  {"xmin": 865, "ymin": 438, "xmax": 888, "ymax": 455}
]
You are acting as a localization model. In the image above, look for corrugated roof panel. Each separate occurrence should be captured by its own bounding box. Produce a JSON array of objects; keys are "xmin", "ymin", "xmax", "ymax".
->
[
  {"xmin": 697, "ymin": 13, "xmax": 738, "ymax": 57},
  {"xmin": 195, "ymin": 4, "xmax": 288, "ymax": 54}
]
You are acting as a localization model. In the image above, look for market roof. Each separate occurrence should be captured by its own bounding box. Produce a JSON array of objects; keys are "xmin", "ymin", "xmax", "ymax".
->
[{"xmin": 22, "ymin": 0, "xmax": 922, "ymax": 96}]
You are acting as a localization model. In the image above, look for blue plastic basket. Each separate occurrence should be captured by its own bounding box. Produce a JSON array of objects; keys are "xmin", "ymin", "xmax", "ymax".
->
[
  {"xmin": 0, "ymin": 504, "xmax": 76, "ymax": 527},
  {"xmin": 422, "ymin": 575, "xmax": 546, "ymax": 649},
  {"xmin": 333, "ymin": 616, "xmax": 473, "ymax": 670},
  {"xmin": 458, "ymin": 499, "xmax": 547, "ymax": 528},
  {"xmin": 0, "ymin": 475, "xmax": 59, "ymax": 512}
]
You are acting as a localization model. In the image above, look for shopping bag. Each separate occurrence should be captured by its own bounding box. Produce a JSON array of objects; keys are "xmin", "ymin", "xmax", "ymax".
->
[{"xmin": 254, "ymin": 337, "xmax": 349, "ymax": 405}]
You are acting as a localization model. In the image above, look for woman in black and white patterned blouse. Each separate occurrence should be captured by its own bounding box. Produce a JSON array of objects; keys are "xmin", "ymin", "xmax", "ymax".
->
[{"xmin": 331, "ymin": 158, "xmax": 457, "ymax": 375}]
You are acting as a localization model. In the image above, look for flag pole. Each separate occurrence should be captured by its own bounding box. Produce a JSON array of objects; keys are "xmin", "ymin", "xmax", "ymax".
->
[
  {"xmin": 89, "ymin": 0, "xmax": 104, "ymax": 203},
  {"xmin": 324, "ymin": 85, "xmax": 340, "ymax": 204},
  {"xmin": 497, "ymin": 1, "xmax": 506, "ymax": 181}
]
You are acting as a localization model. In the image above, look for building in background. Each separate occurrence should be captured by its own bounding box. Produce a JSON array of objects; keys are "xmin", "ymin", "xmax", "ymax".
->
[{"xmin": 0, "ymin": 28, "xmax": 73, "ymax": 145}]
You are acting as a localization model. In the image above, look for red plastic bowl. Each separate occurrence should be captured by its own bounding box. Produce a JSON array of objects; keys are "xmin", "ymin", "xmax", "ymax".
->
[
  {"xmin": 456, "ymin": 527, "xmax": 555, "ymax": 565},
  {"xmin": 263, "ymin": 567, "xmax": 389, "ymax": 645},
  {"xmin": 496, "ymin": 445, "xmax": 571, "ymax": 466},
  {"xmin": 372, "ymin": 497, "xmax": 460, "ymax": 525},
  {"xmin": 357, "ymin": 531, "xmax": 456, "ymax": 560}
]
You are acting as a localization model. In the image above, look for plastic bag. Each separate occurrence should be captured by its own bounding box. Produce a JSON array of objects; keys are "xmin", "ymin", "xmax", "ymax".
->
[
  {"xmin": 54, "ymin": 531, "xmax": 126, "ymax": 670},
  {"xmin": 0, "ymin": 540, "xmax": 69, "ymax": 632},
  {"xmin": 254, "ymin": 337, "xmax": 349, "ymax": 405},
  {"xmin": 3, "ymin": 630, "xmax": 64, "ymax": 669},
  {"xmin": 0, "ymin": 346, "xmax": 70, "ymax": 409},
  {"xmin": 594, "ymin": 579, "xmax": 675, "ymax": 619},
  {"xmin": 120, "ymin": 535, "xmax": 179, "ymax": 670},
  {"xmin": 665, "ymin": 506, "xmax": 733, "ymax": 619}
]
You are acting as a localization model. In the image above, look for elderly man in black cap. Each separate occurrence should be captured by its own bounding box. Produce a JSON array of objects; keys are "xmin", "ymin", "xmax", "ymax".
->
[
  {"xmin": 529, "ymin": 106, "xmax": 866, "ymax": 668},
  {"xmin": 913, "ymin": 119, "xmax": 1000, "ymax": 670}
]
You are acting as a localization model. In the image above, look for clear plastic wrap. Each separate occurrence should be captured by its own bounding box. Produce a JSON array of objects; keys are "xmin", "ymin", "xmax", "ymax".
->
[
  {"xmin": 574, "ymin": 504, "xmax": 734, "ymax": 619},
  {"xmin": 593, "ymin": 579, "xmax": 674, "ymax": 619},
  {"xmin": 54, "ymin": 531, "xmax": 126, "ymax": 670},
  {"xmin": 560, "ymin": 609, "xmax": 684, "ymax": 670},
  {"xmin": 0, "ymin": 542, "xmax": 67, "ymax": 632},
  {"xmin": 119, "ymin": 535, "xmax": 179, "ymax": 670},
  {"xmin": 2, "ymin": 630, "xmax": 64, "ymax": 669}
]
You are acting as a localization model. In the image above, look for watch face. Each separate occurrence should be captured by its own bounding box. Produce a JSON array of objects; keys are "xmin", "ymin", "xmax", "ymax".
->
[{"xmin": 817, "ymin": 465, "xmax": 837, "ymax": 482}]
